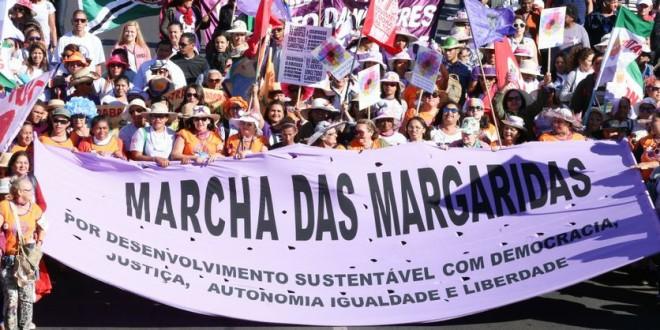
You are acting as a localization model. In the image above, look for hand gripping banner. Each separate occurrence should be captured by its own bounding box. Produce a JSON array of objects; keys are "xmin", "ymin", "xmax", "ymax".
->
[{"xmin": 35, "ymin": 140, "xmax": 660, "ymax": 325}]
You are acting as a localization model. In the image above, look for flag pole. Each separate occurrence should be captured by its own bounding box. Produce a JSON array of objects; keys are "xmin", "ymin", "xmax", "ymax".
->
[
  {"xmin": 230, "ymin": 1, "xmax": 237, "ymax": 26},
  {"xmin": 318, "ymin": 0, "xmax": 323, "ymax": 26},
  {"xmin": 343, "ymin": 32, "xmax": 364, "ymax": 105},
  {"xmin": 547, "ymin": 48, "xmax": 551, "ymax": 74},
  {"xmin": 415, "ymin": 90, "xmax": 423, "ymax": 116},
  {"xmin": 465, "ymin": 13, "xmax": 502, "ymax": 147}
]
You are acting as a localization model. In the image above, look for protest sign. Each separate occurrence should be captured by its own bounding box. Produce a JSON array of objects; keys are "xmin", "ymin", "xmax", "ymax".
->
[
  {"xmin": 363, "ymin": 0, "xmax": 399, "ymax": 53},
  {"xmin": 288, "ymin": 0, "xmax": 438, "ymax": 42},
  {"xmin": 495, "ymin": 39, "xmax": 523, "ymax": 90},
  {"xmin": 538, "ymin": 7, "xmax": 566, "ymax": 50},
  {"xmin": 0, "ymin": 71, "xmax": 50, "ymax": 152},
  {"xmin": 311, "ymin": 38, "xmax": 354, "ymax": 80},
  {"xmin": 35, "ymin": 139, "xmax": 660, "ymax": 325},
  {"xmin": 278, "ymin": 24, "xmax": 331, "ymax": 86},
  {"xmin": 356, "ymin": 65, "xmax": 381, "ymax": 109},
  {"xmin": 410, "ymin": 46, "xmax": 442, "ymax": 93}
]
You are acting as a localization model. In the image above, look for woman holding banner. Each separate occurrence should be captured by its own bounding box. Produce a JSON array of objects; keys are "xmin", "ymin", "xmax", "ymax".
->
[
  {"xmin": 224, "ymin": 113, "xmax": 268, "ymax": 159},
  {"xmin": 0, "ymin": 176, "xmax": 46, "ymax": 330},
  {"xmin": 171, "ymin": 106, "xmax": 224, "ymax": 164},
  {"xmin": 430, "ymin": 102, "xmax": 463, "ymax": 147},
  {"xmin": 77, "ymin": 116, "xmax": 127, "ymax": 160},
  {"xmin": 129, "ymin": 102, "xmax": 178, "ymax": 168},
  {"xmin": 347, "ymin": 119, "xmax": 382, "ymax": 151}
]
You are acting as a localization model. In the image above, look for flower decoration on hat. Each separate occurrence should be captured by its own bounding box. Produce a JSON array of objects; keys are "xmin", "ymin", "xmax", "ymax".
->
[{"xmin": 64, "ymin": 97, "xmax": 98, "ymax": 121}]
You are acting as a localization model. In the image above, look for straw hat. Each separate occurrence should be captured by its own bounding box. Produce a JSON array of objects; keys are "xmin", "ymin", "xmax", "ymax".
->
[
  {"xmin": 514, "ymin": 46, "xmax": 533, "ymax": 59},
  {"xmin": 358, "ymin": 51, "xmax": 386, "ymax": 69},
  {"xmin": 229, "ymin": 113, "xmax": 263, "ymax": 136},
  {"xmin": 447, "ymin": 26, "xmax": 471, "ymax": 43},
  {"xmin": 70, "ymin": 67, "xmax": 100, "ymax": 86},
  {"xmin": 373, "ymin": 106, "xmax": 401, "ymax": 129},
  {"xmin": 502, "ymin": 115, "xmax": 527, "ymax": 132},
  {"xmin": 189, "ymin": 105, "xmax": 220, "ymax": 122},
  {"xmin": 545, "ymin": 107, "xmax": 583, "ymax": 129},
  {"xmin": 141, "ymin": 102, "xmax": 178, "ymax": 121},
  {"xmin": 226, "ymin": 21, "xmax": 253, "ymax": 35},
  {"xmin": 519, "ymin": 59, "xmax": 542, "ymax": 76},
  {"xmin": 47, "ymin": 99, "xmax": 65, "ymax": 111},
  {"xmin": 307, "ymin": 121, "xmax": 346, "ymax": 146},
  {"xmin": 395, "ymin": 28, "xmax": 418, "ymax": 44},
  {"xmin": 121, "ymin": 98, "xmax": 148, "ymax": 121},
  {"xmin": 380, "ymin": 71, "xmax": 404, "ymax": 90},
  {"xmin": 301, "ymin": 98, "xmax": 340, "ymax": 119}
]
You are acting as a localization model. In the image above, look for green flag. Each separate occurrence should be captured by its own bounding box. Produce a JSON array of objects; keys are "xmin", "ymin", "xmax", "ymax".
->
[{"xmin": 78, "ymin": 0, "xmax": 162, "ymax": 34}]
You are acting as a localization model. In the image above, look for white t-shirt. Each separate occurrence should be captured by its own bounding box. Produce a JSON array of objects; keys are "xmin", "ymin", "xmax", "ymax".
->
[
  {"xmin": 130, "ymin": 126, "xmax": 175, "ymax": 159},
  {"xmin": 54, "ymin": 32, "xmax": 106, "ymax": 68},
  {"xmin": 379, "ymin": 132, "xmax": 407, "ymax": 146},
  {"xmin": 380, "ymin": 98, "xmax": 408, "ymax": 121},
  {"xmin": 32, "ymin": 1, "xmax": 56, "ymax": 47},
  {"xmin": 431, "ymin": 128, "xmax": 462, "ymax": 145},
  {"xmin": 132, "ymin": 59, "xmax": 187, "ymax": 93}
]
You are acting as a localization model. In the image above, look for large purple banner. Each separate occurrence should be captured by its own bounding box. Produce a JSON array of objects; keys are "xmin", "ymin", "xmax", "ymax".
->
[{"xmin": 35, "ymin": 140, "xmax": 660, "ymax": 325}]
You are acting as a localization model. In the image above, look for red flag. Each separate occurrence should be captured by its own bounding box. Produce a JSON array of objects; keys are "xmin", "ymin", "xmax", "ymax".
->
[
  {"xmin": 494, "ymin": 39, "xmax": 522, "ymax": 90},
  {"xmin": 362, "ymin": 0, "xmax": 400, "ymax": 54},
  {"xmin": 246, "ymin": 0, "xmax": 273, "ymax": 58}
]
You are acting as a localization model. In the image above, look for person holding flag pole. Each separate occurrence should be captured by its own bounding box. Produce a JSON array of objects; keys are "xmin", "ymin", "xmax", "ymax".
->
[{"xmin": 463, "ymin": 0, "xmax": 517, "ymax": 147}]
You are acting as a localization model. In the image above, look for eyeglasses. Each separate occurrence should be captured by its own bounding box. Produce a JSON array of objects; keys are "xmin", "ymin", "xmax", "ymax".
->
[
  {"xmin": 192, "ymin": 117, "xmax": 209, "ymax": 122},
  {"xmin": 468, "ymin": 106, "xmax": 483, "ymax": 111},
  {"xmin": 514, "ymin": 23, "xmax": 526, "ymax": 29},
  {"xmin": 28, "ymin": 36, "xmax": 42, "ymax": 41},
  {"xmin": 651, "ymin": 86, "xmax": 660, "ymax": 92},
  {"xmin": 383, "ymin": 82, "xmax": 398, "ymax": 87},
  {"xmin": 272, "ymin": 28, "xmax": 284, "ymax": 32},
  {"xmin": 186, "ymin": 93, "xmax": 199, "ymax": 98},
  {"xmin": 73, "ymin": 18, "xmax": 87, "ymax": 23},
  {"xmin": 208, "ymin": 78, "xmax": 221, "ymax": 83},
  {"xmin": 506, "ymin": 96, "xmax": 522, "ymax": 101},
  {"xmin": 422, "ymin": 92, "xmax": 439, "ymax": 98},
  {"xmin": 443, "ymin": 108, "xmax": 459, "ymax": 113},
  {"xmin": 52, "ymin": 119, "xmax": 69, "ymax": 125}
]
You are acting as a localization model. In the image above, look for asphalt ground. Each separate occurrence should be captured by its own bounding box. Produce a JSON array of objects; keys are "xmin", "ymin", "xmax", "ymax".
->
[{"xmin": 40, "ymin": 1, "xmax": 660, "ymax": 329}]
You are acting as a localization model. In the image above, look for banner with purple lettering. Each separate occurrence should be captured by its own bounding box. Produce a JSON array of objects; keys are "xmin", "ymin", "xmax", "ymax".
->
[{"xmin": 35, "ymin": 139, "xmax": 660, "ymax": 325}]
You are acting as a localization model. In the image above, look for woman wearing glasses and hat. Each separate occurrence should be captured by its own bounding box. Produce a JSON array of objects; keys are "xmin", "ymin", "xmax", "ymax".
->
[
  {"xmin": 307, "ymin": 121, "xmax": 346, "ymax": 150},
  {"xmin": 171, "ymin": 105, "xmax": 224, "ymax": 164},
  {"xmin": 68, "ymin": 66, "xmax": 100, "ymax": 104},
  {"xmin": 96, "ymin": 54, "xmax": 132, "ymax": 100},
  {"xmin": 129, "ymin": 102, "xmax": 178, "ymax": 168},
  {"xmin": 347, "ymin": 119, "xmax": 382, "ymax": 151},
  {"xmin": 538, "ymin": 107, "xmax": 586, "ymax": 142},
  {"xmin": 380, "ymin": 72, "xmax": 407, "ymax": 120},
  {"xmin": 225, "ymin": 113, "xmax": 268, "ymax": 159},
  {"xmin": 298, "ymin": 99, "xmax": 342, "ymax": 144},
  {"xmin": 38, "ymin": 108, "xmax": 77, "ymax": 151}
]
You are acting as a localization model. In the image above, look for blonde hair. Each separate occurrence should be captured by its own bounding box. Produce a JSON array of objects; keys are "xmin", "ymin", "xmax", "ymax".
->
[
  {"xmin": 117, "ymin": 21, "xmax": 148, "ymax": 49},
  {"xmin": 7, "ymin": 176, "xmax": 33, "ymax": 203}
]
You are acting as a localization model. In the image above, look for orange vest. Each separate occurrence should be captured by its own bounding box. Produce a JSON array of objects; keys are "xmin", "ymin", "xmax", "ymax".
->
[
  {"xmin": 178, "ymin": 130, "xmax": 223, "ymax": 156},
  {"xmin": 39, "ymin": 134, "xmax": 75, "ymax": 149},
  {"xmin": 77, "ymin": 136, "xmax": 124, "ymax": 155},
  {"xmin": 538, "ymin": 132, "xmax": 586, "ymax": 142},
  {"xmin": 0, "ymin": 200, "xmax": 42, "ymax": 255},
  {"xmin": 347, "ymin": 138, "xmax": 383, "ymax": 151},
  {"xmin": 224, "ymin": 134, "xmax": 267, "ymax": 157}
]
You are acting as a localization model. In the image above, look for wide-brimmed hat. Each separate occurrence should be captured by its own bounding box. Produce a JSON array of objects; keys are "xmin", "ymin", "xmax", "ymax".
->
[
  {"xmin": 188, "ymin": 105, "xmax": 221, "ymax": 122},
  {"xmin": 51, "ymin": 108, "xmax": 71, "ymax": 119},
  {"xmin": 142, "ymin": 102, "xmax": 177, "ymax": 121},
  {"xmin": 387, "ymin": 51, "xmax": 412, "ymax": 68},
  {"xmin": 146, "ymin": 76, "xmax": 174, "ymax": 96},
  {"xmin": 106, "ymin": 54, "xmax": 128, "ymax": 68},
  {"xmin": 307, "ymin": 121, "xmax": 346, "ymax": 146},
  {"xmin": 460, "ymin": 117, "xmax": 481, "ymax": 135},
  {"xmin": 480, "ymin": 43, "xmax": 495, "ymax": 50},
  {"xmin": 63, "ymin": 51, "xmax": 87, "ymax": 65},
  {"xmin": 13, "ymin": 0, "xmax": 37, "ymax": 17},
  {"xmin": 447, "ymin": 26, "xmax": 471, "ymax": 42},
  {"xmin": 0, "ymin": 153, "xmax": 13, "ymax": 168},
  {"xmin": 519, "ymin": 59, "xmax": 542, "ymax": 76},
  {"xmin": 380, "ymin": 71, "xmax": 404, "ymax": 90},
  {"xmin": 229, "ymin": 113, "xmax": 262, "ymax": 135},
  {"xmin": 545, "ymin": 107, "xmax": 583, "ymax": 129},
  {"xmin": 441, "ymin": 37, "xmax": 462, "ymax": 50},
  {"xmin": 595, "ymin": 34, "xmax": 610, "ymax": 50},
  {"xmin": 121, "ymin": 98, "xmax": 148, "ymax": 121},
  {"xmin": 472, "ymin": 65, "xmax": 497, "ymax": 78},
  {"xmin": 70, "ymin": 67, "xmax": 100, "ymax": 86},
  {"xmin": 395, "ymin": 28, "xmax": 418, "ymax": 44},
  {"xmin": 514, "ymin": 46, "xmax": 533, "ymax": 59},
  {"xmin": 373, "ymin": 107, "xmax": 401, "ymax": 128},
  {"xmin": 226, "ymin": 21, "xmax": 253, "ymax": 35},
  {"xmin": 47, "ymin": 99, "xmax": 65, "ymax": 111},
  {"xmin": 301, "ymin": 98, "xmax": 340, "ymax": 119},
  {"xmin": 358, "ymin": 51, "xmax": 386, "ymax": 69},
  {"xmin": 502, "ymin": 115, "xmax": 527, "ymax": 132}
]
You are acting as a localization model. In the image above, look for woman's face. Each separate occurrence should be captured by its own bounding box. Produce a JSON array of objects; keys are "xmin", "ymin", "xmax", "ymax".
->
[
  {"xmin": 12, "ymin": 155, "xmax": 30, "ymax": 177},
  {"xmin": 17, "ymin": 125, "xmax": 33, "ymax": 146},
  {"xmin": 29, "ymin": 105, "xmax": 47, "ymax": 124},
  {"xmin": 580, "ymin": 54, "xmax": 594, "ymax": 70},
  {"xmin": 407, "ymin": 120, "xmax": 425, "ymax": 141},
  {"xmin": 587, "ymin": 112, "xmax": 604, "ymax": 130},
  {"xmin": 354, "ymin": 123, "xmax": 372, "ymax": 145},
  {"xmin": 239, "ymin": 121, "xmax": 256, "ymax": 137},
  {"xmin": 71, "ymin": 115, "xmax": 87, "ymax": 129},
  {"xmin": 92, "ymin": 120, "xmax": 110, "ymax": 140},
  {"xmin": 51, "ymin": 115, "xmax": 70, "ymax": 135},
  {"xmin": 382, "ymin": 82, "xmax": 397, "ymax": 97},
  {"xmin": 267, "ymin": 105, "xmax": 285, "ymax": 124},
  {"xmin": 514, "ymin": 19, "xmax": 526, "ymax": 37},
  {"xmin": 185, "ymin": 88, "xmax": 200, "ymax": 105},
  {"xmin": 616, "ymin": 100, "xmax": 630, "ymax": 119},
  {"xmin": 232, "ymin": 33, "xmax": 246, "ymax": 46},
  {"xmin": 114, "ymin": 80, "xmax": 128, "ymax": 97},
  {"xmin": 459, "ymin": 49, "xmax": 471, "ymax": 63},
  {"xmin": 502, "ymin": 126, "xmax": 520, "ymax": 142},
  {"xmin": 394, "ymin": 35, "xmax": 408, "ymax": 50},
  {"xmin": 393, "ymin": 60, "xmax": 409, "ymax": 73},
  {"xmin": 376, "ymin": 118, "xmax": 394, "ymax": 132},
  {"xmin": 310, "ymin": 109, "xmax": 329, "ymax": 123},
  {"xmin": 123, "ymin": 25, "xmax": 137, "ymax": 43},
  {"xmin": 552, "ymin": 118, "xmax": 571, "ymax": 134},
  {"xmin": 321, "ymin": 128, "xmax": 338, "ymax": 147},
  {"xmin": 215, "ymin": 35, "xmax": 228, "ymax": 52},
  {"xmin": 192, "ymin": 117, "xmax": 209, "ymax": 132},
  {"xmin": 505, "ymin": 92, "xmax": 523, "ymax": 112},
  {"xmin": 466, "ymin": 103, "xmax": 484, "ymax": 120},
  {"xmin": 555, "ymin": 56, "xmax": 566, "ymax": 73},
  {"xmin": 30, "ymin": 47, "xmax": 44, "ymax": 65},
  {"xmin": 150, "ymin": 114, "xmax": 168, "ymax": 130},
  {"xmin": 13, "ymin": 180, "xmax": 33, "ymax": 206},
  {"xmin": 442, "ymin": 106, "xmax": 460, "ymax": 126},
  {"xmin": 108, "ymin": 63, "xmax": 125, "ymax": 78}
]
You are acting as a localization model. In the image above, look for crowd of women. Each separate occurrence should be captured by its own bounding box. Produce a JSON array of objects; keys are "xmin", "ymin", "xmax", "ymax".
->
[{"xmin": 0, "ymin": 0, "xmax": 660, "ymax": 328}]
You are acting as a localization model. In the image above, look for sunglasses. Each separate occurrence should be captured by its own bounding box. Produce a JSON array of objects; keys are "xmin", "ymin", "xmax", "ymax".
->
[
  {"xmin": 506, "ymin": 96, "xmax": 522, "ymax": 101},
  {"xmin": 28, "ymin": 36, "xmax": 42, "ymax": 41},
  {"xmin": 468, "ymin": 106, "xmax": 483, "ymax": 111},
  {"xmin": 192, "ymin": 117, "xmax": 209, "ymax": 122},
  {"xmin": 208, "ymin": 78, "xmax": 221, "ymax": 83},
  {"xmin": 651, "ymin": 86, "xmax": 660, "ymax": 92},
  {"xmin": 130, "ymin": 109, "xmax": 145, "ymax": 115},
  {"xmin": 186, "ymin": 93, "xmax": 199, "ymax": 98},
  {"xmin": 443, "ymin": 108, "xmax": 459, "ymax": 113},
  {"xmin": 422, "ymin": 92, "xmax": 439, "ymax": 98},
  {"xmin": 151, "ymin": 114, "xmax": 169, "ymax": 119},
  {"xmin": 514, "ymin": 23, "xmax": 526, "ymax": 28},
  {"xmin": 383, "ymin": 82, "xmax": 398, "ymax": 87},
  {"xmin": 272, "ymin": 28, "xmax": 284, "ymax": 32},
  {"xmin": 73, "ymin": 18, "xmax": 87, "ymax": 23},
  {"xmin": 52, "ymin": 119, "xmax": 69, "ymax": 125}
]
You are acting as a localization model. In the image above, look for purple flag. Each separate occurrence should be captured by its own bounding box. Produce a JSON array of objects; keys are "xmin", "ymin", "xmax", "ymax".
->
[{"xmin": 464, "ymin": 0, "xmax": 515, "ymax": 47}]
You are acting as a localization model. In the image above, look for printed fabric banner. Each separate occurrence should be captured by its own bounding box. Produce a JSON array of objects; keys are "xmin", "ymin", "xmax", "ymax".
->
[
  {"xmin": 278, "ymin": 24, "xmax": 331, "ymax": 86},
  {"xmin": 537, "ymin": 7, "xmax": 566, "ymax": 50},
  {"xmin": 289, "ymin": 0, "xmax": 439, "ymax": 42},
  {"xmin": 495, "ymin": 39, "xmax": 523, "ymax": 90},
  {"xmin": 410, "ymin": 46, "xmax": 442, "ymax": 93},
  {"xmin": 311, "ymin": 37, "xmax": 354, "ymax": 80},
  {"xmin": 35, "ymin": 139, "xmax": 660, "ymax": 325},
  {"xmin": 80, "ymin": 0, "xmax": 163, "ymax": 34},
  {"xmin": 464, "ymin": 0, "xmax": 515, "ymax": 47},
  {"xmin": 357, "ymin": 65, "xmax": 381, "ymax": 110},
  {"xmin": 0, "ymin": 71, "xmax": 51, "ymax": 152}
]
